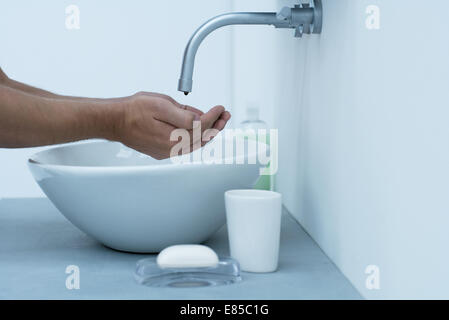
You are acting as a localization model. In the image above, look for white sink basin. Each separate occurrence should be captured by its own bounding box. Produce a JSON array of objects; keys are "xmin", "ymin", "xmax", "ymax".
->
[{"xmin": 28, "ymin": 138, "xmax": 264, "ymax": 253}]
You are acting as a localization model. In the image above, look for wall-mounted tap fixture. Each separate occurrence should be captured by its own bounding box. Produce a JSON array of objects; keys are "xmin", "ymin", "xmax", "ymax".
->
[{"xmin": 178, "ymin": 0, "xmax": 323, "ymax": 95}]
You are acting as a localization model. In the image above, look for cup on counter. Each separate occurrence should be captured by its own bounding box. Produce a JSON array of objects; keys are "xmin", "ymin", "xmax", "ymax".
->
[{"xmin": 224, "ymin": 189, "xmax": 282, "ymax": 273}]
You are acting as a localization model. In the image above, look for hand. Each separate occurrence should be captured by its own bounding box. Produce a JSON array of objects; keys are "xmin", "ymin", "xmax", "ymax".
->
[{"xmin": 115, "ymin": 92, "xmax": 231, "ymax": 159}]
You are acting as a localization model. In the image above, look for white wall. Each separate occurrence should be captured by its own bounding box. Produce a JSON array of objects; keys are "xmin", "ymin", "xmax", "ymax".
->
[
  {"xmin": 276, "ymin": 0, "xmax": 449, "ymax": 299},
  {"xmin": 0, "ymin": 0, "xmax": 233, "ymax": 197}
]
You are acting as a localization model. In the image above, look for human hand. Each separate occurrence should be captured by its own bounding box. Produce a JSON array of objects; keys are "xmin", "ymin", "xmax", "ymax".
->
[{"xmin": 114, "ymin": 92, "xmax": 231, "ymax": 159}]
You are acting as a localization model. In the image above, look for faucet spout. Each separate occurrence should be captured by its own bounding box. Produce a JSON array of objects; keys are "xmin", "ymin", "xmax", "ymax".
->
[{"xmin": 177, "ymin": 1, "xmax": 322, "ymax": 94}]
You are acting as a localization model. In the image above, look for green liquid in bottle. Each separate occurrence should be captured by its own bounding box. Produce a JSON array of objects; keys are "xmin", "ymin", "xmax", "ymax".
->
[{"xmin": 239, "ymin": 106, "xmax": 273, "ymax": 191}]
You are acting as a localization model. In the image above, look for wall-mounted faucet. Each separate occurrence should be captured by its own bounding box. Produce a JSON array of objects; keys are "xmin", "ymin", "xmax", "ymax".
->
[{"xmin": 178, "ymin": 0, "xmax": 323, "ymax": 95}]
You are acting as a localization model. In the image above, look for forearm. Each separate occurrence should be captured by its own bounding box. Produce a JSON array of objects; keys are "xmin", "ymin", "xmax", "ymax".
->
[
  {"xmin": 0, "ymin": 84, "xmax": 121, "ymax": 148},
  {"xmin": 0, "ymin": 68, "xmax": 104, "ymax": 101},
  {"xmin": 3, "ymin": 77, "xmax": 62, "ymax": 99},
  {"xmin": 0, "ymin": 68, "xmax": 60, "ymax": 98}
]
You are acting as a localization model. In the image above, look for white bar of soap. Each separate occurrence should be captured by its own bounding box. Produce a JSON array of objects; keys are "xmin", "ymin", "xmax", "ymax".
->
[{"xmin": 157, "ymin": 245, "xmax": 219, "ymax": 269}]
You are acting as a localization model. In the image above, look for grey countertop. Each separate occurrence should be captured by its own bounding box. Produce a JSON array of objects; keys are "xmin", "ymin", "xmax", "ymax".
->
[{"xmin": 0, "ymin": 198, "xmax": 361, "ymax": 299}]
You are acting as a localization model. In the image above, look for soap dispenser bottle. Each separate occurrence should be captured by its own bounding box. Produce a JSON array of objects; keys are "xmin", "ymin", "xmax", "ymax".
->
[
  {"xmin": 239, "ymin": 105, "xmax": 273, "ymax": 191},
  {"xmin": 240, "ymin": 105, "xmax": 268, "ymax": 132}
]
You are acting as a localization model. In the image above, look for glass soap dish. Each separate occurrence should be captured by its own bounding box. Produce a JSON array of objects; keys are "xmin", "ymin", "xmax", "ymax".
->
[{"xmin": 135, "ymin": 257, "xmax": 241, "ymax": 287}]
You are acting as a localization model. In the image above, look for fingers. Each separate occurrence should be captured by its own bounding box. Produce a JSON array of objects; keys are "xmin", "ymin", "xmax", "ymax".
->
[
  {"xmin": 163, "ymin": 104, "xmax": 228, "ymax": 141},
  {"xmin": 201, "ymin": 105, "xmax": 225, "ymax": 129},
  {"xmin": 153, "ymin": 118, "xmax": 199, "ymax": 157},
  {"xmin": 180, "ymin": 105, "xmax": 204, "ymax": 116},
  {"xmin": 149, "ymin": 108, "xmax": 231, "ymax": 159},
  {"xmin": 143, "ymin": 91, "xmax": 227, "ymax": 131},
  {"xmin": 181, "ymin": 105, "xmax": 230, "ymax": 132},
  {"xmin": 213, "ymin": 111, "xmax": 231, "ymax": 131},
  {"xmin": 185, "ymin": 106, "xmax": 229, "ymax": 146},
  {"xmin": 155, "ymin": 103, "xmax": 200, "ymax": 129},
  {"xmin": 146, "ymin": 94, "xmax": 205, "ymax": 130},
  {"xmin": 192, "ymin": 108, "xmax": 230, "ymax": 144}
]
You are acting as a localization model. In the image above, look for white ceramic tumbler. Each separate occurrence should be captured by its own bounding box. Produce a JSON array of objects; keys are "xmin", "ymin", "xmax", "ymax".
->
[{"xmin": 224, "ymin": 189, "xmax": 282, "ymax": 273}]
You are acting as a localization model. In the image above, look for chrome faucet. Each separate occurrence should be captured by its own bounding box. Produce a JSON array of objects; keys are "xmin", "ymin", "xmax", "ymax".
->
[{"xmin": 178, "ymin": 0, "xmax": 323, "ymax": 95}]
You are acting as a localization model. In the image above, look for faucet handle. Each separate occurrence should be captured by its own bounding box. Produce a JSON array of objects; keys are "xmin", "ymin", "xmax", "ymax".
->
[
  {"xmin": 277, "ymin": 2, "xmax": 319, "ymax": 37},
  {"xmin": 276, "ymin": 7, "xmax": 292, "ymax": 21}
]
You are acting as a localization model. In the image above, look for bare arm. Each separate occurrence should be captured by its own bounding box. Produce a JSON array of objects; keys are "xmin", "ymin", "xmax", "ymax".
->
[
  {"xmin": 0, "ymin": 84, "xmax": 119, "ymax": 147},
  {"xmin": 0, "ymin": 68, "xmax": 60, "ymax": 98},
  {"xmin": 0, "ymin": 67, "xmax": 101, "ymax": 100},
  {"xmin": 0, "ymin": 68, "xmax": 231, "ymax": 158}
]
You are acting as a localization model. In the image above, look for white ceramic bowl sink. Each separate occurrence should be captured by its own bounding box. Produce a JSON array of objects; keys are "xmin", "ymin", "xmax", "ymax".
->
[{"xmin": 28, "ymin": 138, "xmax": 266, "ymax": 253}]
